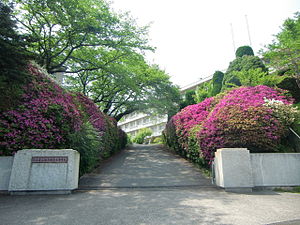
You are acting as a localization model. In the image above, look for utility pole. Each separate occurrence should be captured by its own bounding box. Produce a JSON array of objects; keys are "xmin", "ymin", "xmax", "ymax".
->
[
  {"xmin": 245, "ymin": 14, "xmax": 252, "ymax": 46},
  {"xmin": 230, "ymin": 23, "xmax": 236, "ymax": 56}
]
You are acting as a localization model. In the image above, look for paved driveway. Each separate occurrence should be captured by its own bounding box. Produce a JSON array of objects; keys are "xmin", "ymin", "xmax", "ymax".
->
[
  {"xmin": 79, "ymin": 144, "xmax": 213, "ymax": 189},
  {"xmin": 1, "ymin": 144, "xmax": 300, "ymax": 225}
]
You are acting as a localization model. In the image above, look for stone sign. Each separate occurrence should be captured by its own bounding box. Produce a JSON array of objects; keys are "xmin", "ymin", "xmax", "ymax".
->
[{"xmin": 9, "ymin": 149, "xmax": 80, "ymax": 194}]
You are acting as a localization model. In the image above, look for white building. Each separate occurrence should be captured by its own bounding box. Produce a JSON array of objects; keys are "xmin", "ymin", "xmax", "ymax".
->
[
  {"xmin": 118, "ymin": 112, "xmax": 168, "ymax": 137},
  {"xmin": 118, "ymin": 76, "xmax": 212, "ymax": 138}
]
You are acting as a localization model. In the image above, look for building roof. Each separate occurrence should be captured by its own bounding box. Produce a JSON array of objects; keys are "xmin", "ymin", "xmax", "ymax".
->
[{"xmin": 180, "ymin": 75, "xmax": 212, "ymax": 93}]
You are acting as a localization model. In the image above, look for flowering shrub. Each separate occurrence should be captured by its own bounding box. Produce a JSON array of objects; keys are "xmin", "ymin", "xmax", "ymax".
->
[
  {"xmin": 172, "ymin": 97, "xmax": 215, "ymax": 152},
  {"xmin": 0, "ymin": 64, "xmax": 82, "ymax": 154},
  {"xmin": 0, "ymin": 63, "xmax": 127, "ymax": 175},
  {"xmin": 164, "ymin": 85, "xmax": 297, "ymax": 164},
  {"xmin": 263, "ymin": 97, "xmax": 299, "ymax": 126},
  {"xmin": 74, "ymin": 93, "xmax": 127, "ymax": 168}
]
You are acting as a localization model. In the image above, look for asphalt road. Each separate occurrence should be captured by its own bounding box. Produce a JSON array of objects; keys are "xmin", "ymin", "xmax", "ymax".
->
[
  {"xmin": 79, "ymin": 144, "xmax": 213, "ymax": 189},
  {"xmin": 1, "ymin": 144, "xmax": 300, "ymax": 225}
]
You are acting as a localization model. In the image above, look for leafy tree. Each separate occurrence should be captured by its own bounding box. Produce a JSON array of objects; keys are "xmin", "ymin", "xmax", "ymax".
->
[
  {"xmin": 133, "ymin": 128, "xmax": 152, "ymax": 144},
  {"xmin": 66, "ymin": 53, "xmax": 180, "ymax": 121},
  {"xmin": 7, "ymin": 0, "xmax": 180, "ymax": 121},
  {"xmin": 226, "ymin": 55, "xmax": 267, "ymax": 74},
  {"xmin": 179, "ymin": 90, "xmax": 196, "ymax": 110},
  {"xmin": 235, "ymin": 45, "xmax": 254, "ymax": 58},
  {"xmin": 9, "ymin": 0, "xmax": 152, "ymax": 74},
  {"xmin": 211, "ymin": 71, "xmax": 224, "ymax": 96},
  {"xmin": 262, "ymin": 12, "xmax": 300, "ymax": 89},
  {"xmin": 0, "ymin": 2, "xmax": 33, "ymax": 80},
  {"xmin": 194, "ymin": 81, "xmax": 213, "ymax": 103},
  {"xmin": 229, "ymin": 68, "xmax": 286, "ymax": 87},
  {"xmin": 0, "ymin": 2, "xmax": 34, "ymax": 111},
  {"xmin": 222, "ymin": 55, "xmax": 267, "ymax": 89},
  {"xmin": 278, "ymin": 77, "xmax": 300, "ymax": 103}
]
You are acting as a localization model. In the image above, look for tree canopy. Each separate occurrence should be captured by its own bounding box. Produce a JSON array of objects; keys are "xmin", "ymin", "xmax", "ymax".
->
[
  {"xmin": 222, "ymin": 55, "xmax": 268, "ymax": 89},
  {"xmin": 66, "ymin": 53, "xmax": 180, "ymax": 121},
  {"xmin": 2, "ymin": 0, "xmax": 180, "ymax": 120},
  {"xmin": 0, "ymin": 2, "xmax": 33, "ymax": 81},
  {"xmin": 235, "ymin": 46, "xmax": 254, "ymax": 58},
  {"xmin": 179, "ymin": 90, "xmax": 196, "ymax": 110},
  {"xmin": 262, "ymin": 12, "xmax": 300, "ymax": 89},
  {"xmin": 8, "ymin": 0, "xmax": 152, "ymax": 74},
  {"xmin": 211, "ymin": 71, "xmax": 224, "ymax": 96}
]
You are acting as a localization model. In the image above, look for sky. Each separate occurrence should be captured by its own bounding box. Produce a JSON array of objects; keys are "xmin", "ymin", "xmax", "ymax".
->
[{"xmin": 111, "ymin": 0, "xmax": 300, "ymax": 87}]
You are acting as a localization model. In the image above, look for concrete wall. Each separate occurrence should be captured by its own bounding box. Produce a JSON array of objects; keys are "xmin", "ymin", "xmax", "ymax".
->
[
  {"xmin": 214, "ymin": 148, "xmax": 253, "ymax": 192},
  {"xmin": 214, "ymin": 149, "xmax": 300, "ymax": 192},
  {"xmin": 0, "ymin": 157, "xmax": 14, "ymax": 190},
  {"xmin": 8, "ymin": 149, "xmax": 80, "ymax": 194},
  {"xmin": 251, "ymin": 153, "xmax": 300, "ymax": 186}
]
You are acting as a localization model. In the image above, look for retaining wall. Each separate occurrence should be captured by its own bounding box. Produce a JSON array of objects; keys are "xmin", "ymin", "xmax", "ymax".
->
[
  {"xmin": 214, "ymin": 148, "xmax": 300, "ymax": 192},
  {"xmin": 251, "ymin": 153, "xmax": 300, "ymax": 186}
]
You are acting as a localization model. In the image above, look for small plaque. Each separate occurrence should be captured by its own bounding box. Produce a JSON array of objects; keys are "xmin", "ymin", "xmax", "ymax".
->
[{"xmin": 31, "ymin": 156, "xmax": 68, "ymax": 163}]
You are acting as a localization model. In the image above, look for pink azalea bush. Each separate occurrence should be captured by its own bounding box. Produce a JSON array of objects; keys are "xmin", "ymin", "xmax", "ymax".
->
[
  {"xmin": 0, "ymin": 64, "xmax": 82, "ymax": 153},
  {"xmin": 164, "ymin": 85, "xmax": 296, "ymax": 164},
  {"xmin": 76, "ymin": 93, "xmax": 127, "ymax": 157},
  {"xmin": 0, "ymin": 63, "xmax": 127, "ymax": 174},
  {"xmin": 168, "ymin": 98, "xmax": 215, "ymax": 156}
]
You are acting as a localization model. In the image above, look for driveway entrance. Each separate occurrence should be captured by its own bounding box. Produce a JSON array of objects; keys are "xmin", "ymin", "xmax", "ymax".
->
[{"xmin": 79, "ymin": 144, "xmax": 214, "ymax": 189}]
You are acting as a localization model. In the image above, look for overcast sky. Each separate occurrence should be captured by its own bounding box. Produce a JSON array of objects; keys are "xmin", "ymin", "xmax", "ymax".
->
[{"xmin": 111, "ymin": 0, "xmax": 300, "ymax": 87}]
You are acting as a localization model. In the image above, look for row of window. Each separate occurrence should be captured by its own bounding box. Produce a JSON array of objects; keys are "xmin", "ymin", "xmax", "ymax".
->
[
  {"xmin": 127, "ymin": 124, "xmax": 166, "ymax": 137},
  {"xmin": 121, "ymin": 116, "xmax": 154, "ymax": 130}
]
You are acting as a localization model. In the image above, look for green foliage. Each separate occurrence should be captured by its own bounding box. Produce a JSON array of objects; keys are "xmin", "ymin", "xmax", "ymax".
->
[
  {"xmin": 180, "ymin": 90, "xmax": 196, "ymax": 109},
  {"xmin": 126, "ymin": 134, "xmax": 133, "ymax": 145},
  {"xmin": 67, "ymin": 122, "xmax": 101, "ymax": 176},
  {"xmin": 262, "ymin": 12, "xmax": 300, "ymax": 88},
  {"xmin": 223, "ymin": 55, "xmax": 268, "ymax": 90},
  {"xmin": 194, "ymin": 81, "xmax": 213, "ymax": 103},
  {"xmin": 162, "ymin": 118, "xmax": 181, "ymax": 154},
  {"xmin": 227, "ymin": 55, "xmax": 267, "ymax": 74},
  {"xmin": 5, "ymin": 0, "xmax": 180, "ymax": 121},
  {"xmin": 66, "ymin": 52, "xmax": 180, "ymax": 121},
  {"xmin": 0, "ymin": 2, "xmax": 33, "ymax": 79},
  {"xmin": 11, "ymin": 0, "xmax": 152, "ymax": 74},
  {"xmin": 186, "ymin": 125, "xmax": 209, "ymax": 169},
  {"xmin": 228, "ymin": 68, "xmax": 286, "ymax": 87},
  {"xmin": 211, "ymin": 71, "xmax": 224, "ymax": 96},
  {"xmin": 152, "ymin": 136, "xmax": 163, "ymax": 144},
  {"xmin": 133, "ymin": 128, "xmax": 152, "ymax": 144},
  {"xmin": 235, "ymin": 46, "xmax": 254, "ymax": 58},
  {"xmin": 292, "ymin": 102, "xmax": 300, "ymax": 134},
  {"xmin": 0, "ymin": 2, "xmax": 34, "ymax": 111},
  {"xmin": 278, "ymin": 77, "xmax": 300, "ymax": 103}
]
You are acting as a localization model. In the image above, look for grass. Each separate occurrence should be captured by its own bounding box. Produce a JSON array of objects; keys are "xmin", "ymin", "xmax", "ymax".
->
[{"xmin": 274, "ymin": 186, "xmax": 300, "ymax": 194}]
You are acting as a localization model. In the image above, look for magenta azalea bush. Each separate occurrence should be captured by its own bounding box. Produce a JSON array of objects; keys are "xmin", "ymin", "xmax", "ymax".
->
[
  {"xmin": 0, "ymin": 63, "xmax": 127, "ymax": 174},
  {"xmin": 164, "ymin": 85, "xmax": 296, "ymax": 165},
  {"xmin": 171, "ymin": 97, "xmax": 215, "ymax": 153},
  {"xmin": 76, "ymin": 93, "xmax": 127, "ymax": 157},
  {"xmin": 0, "ymin": 64, "xmax": 82, "ymax": 152}
]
